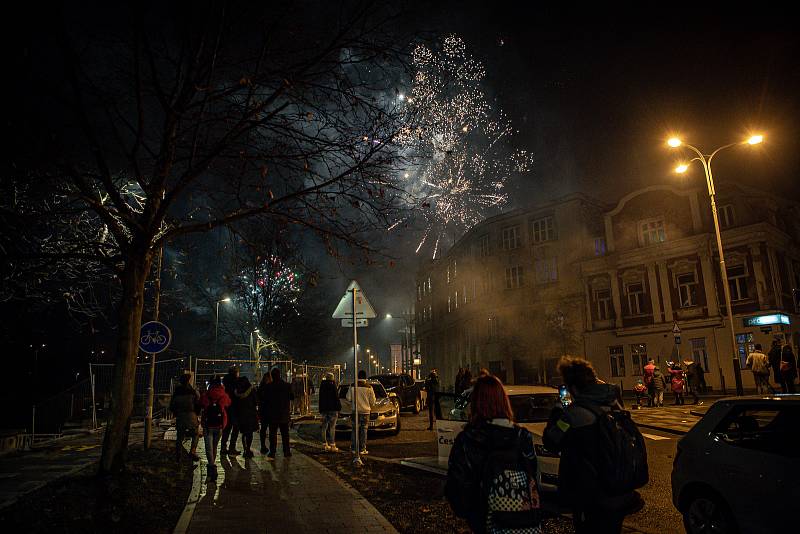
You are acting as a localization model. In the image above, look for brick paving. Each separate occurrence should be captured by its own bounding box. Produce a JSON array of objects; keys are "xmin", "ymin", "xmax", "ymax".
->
[{"xmin": 186, "ymin": 439, "xmax": 398, "ymax": 534}]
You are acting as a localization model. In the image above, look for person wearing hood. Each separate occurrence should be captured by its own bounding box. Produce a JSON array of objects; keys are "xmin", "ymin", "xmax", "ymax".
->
[
  {"xmin": 445, "ymin": 374, "xmax": 541, "ymax": 534},
  {"xmin": 199, "ymin": 375, "xmax": 232, "ymax": 480},
  {"xmin": 544, "ymin": 357, "xmax": 644, "ymax": 533},
  {"xmin": 235, "ymin": 376, "xmax": 259, "ymax": 458},
  {"xmin": 169, "ymin": 372, "xmax": 201, "ymax": 462}
]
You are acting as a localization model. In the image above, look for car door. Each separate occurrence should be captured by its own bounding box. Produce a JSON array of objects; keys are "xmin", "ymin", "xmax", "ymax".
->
[{"xmin": 434, "ymin": 392, "xmax": 467, "ymax": 463}]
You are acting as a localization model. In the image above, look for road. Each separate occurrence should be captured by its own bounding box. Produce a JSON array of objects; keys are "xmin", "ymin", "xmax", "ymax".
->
[{"xmin": 297, "ymin": 408, "xmax": 686, "ymax": 533}]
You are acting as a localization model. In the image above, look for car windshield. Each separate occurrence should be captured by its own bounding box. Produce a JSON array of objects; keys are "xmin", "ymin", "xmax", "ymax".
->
[
  {"xmin": 510, "ymin": 394, "xmax": 561, "ymax": 422},
  {"xmin": 373, "ymin": 375, "xmax": 400, "ymax": 388}
]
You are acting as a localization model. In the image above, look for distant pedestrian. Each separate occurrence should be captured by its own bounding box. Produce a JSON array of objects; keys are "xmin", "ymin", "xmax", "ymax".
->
[
  {"xmin": 651, "ymin": 367, "xmax": 666, "ymax": 407},
  {"xmin": 291, "ymin": 375, "xmax": 306, "ymax": 415},
  {"xmin": 346, "ymin": 370, "xmax": 376, "ymax": 455},
  {"xmin": 257, "ymin": 372, "xmax": 272, "ymax": 454},
  {"xmin": 632, "ymin": 380, "xmax": 647, "ymax": 408},
  {"xmin": 319, "ymin": 372, "xmax": 341, "ymax": 452},
  {"xmin": 424, "ymin": 369, "xmax": 440, "ymax": 431},
  {"xmin": 169, "ymin": 372, "xmax": 201, "ymax": 462},
  {"xmin": 780, "ymin": 345, "xmax": 797, "ymax": 394},
  {"xmin": 199, "ymin": 375, "xmax": 231, "ymax": 481},
  {"xmin": 768, "ymin": 341, "xmax": 784, "ymax": 391},
  {"xmin": 746, "ymin": 344, "xmax": 774, "ymax": 395},
  {"xmin": 643, "ymin": 359, "xmax": 656, "ymax": 407},
  {"xmin": 544, "ymin": 357, "xmax": 646, "ymax": 533},
  {"xmin": 446, "ymin": 374, "xmax": 541, "ymax": 534},
  {"xmin": 235, "ymin": 376, "xmax": 259, "ymax": 458},
  {"xmin": 261, "ymin": 367, "xmax": 294, "ymax": 458},
  {"xmin": 221, "ymin": 366, "xmax": 241, "ymax": 455},
  {"xmin": 669, "ymin": 363, "xmax": 685, "ymax": 405},
  {"xmin": 683, "ymin": 359, "xmax": 703, "ymax": 403},
  {"xmin": 454, "ymin": 368, "xmax": 465, "ymax": 395},
  {"xmin": 460, "ymin": 368, "xmax": 473, "ymax": 393}
]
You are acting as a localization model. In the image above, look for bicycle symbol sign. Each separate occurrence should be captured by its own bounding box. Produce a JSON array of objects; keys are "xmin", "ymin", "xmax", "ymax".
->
[{"xmin": 139, "ymin": 321, "xmax": 171, "ymax": 354}]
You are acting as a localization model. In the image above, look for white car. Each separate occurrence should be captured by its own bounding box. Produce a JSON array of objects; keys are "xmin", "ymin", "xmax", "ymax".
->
[
  {"xmin": 436, "ymin": 385, "xmax": 564, "ymax": 492},
  {"xmin": 336, "ymin": 381, "xmax": 401, "ymax": 436}
]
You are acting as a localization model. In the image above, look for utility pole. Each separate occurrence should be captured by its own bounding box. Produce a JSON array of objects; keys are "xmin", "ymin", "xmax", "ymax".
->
[{"xmin": 144, "ymin": 246, "xmax": 163, "ymax": 449}]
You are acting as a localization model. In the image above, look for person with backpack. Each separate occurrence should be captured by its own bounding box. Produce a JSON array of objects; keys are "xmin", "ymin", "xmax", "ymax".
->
[
  {"xmin": 234, "ymin": 376, "xmax": 259, "ymax": 458},
  {"xmin": 221, "ymin": 366, "xmax": 241, "ymax": 456},
  {"xmin": 199, "ymin": 375, "xmax": 231, "ymax": 481},
  {"xmin": 746, "ymin": 343, "xmax": 774, "ymax": 394},
  {"xmin": 318, "ymin": 372, "xmax": 341, "ymax": 452},
  {"xmin": 780, "ymin": 345, "xmax": 798, "ymax": 393},
  {"xmin": 169, "ymin": 372, "xmax": 201, "ymax": 462},
  {"xmin": 543, "ymin": 357, "xmax": 646, "ymax": 534},
  {"xmin": 668, "ymin": 363, "xmax": 685, "ymax": 405},
  {"xmin": 643, "ymin": 359, "xmax": 656, "ymax": 407},
  {"xmin": 445, "ymin": 374, "xmax": 541, "ymax": 534}
]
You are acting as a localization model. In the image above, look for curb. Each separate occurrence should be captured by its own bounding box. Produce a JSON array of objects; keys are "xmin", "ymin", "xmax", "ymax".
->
[{"xmin": 172, "ymin": 459, "xmax": 203, "ymax": 534}]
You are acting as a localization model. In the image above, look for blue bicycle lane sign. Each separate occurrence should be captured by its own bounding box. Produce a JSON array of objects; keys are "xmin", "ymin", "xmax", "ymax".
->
[{"xmin": 139, "ymin": 321, "xmax": 172, "ymax": 354}]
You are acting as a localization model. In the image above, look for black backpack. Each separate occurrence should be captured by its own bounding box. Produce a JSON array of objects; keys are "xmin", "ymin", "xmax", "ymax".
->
[
  {"xmin": 480, "ymin": 428, "xmax": 541, "ymax": 533},
  {"xmin": 205, "ymin": 400, "xmax": 224, "ymax": 428},
  {"xmin": 576, "ymin": 402, "xmax": 648, "ymax": 494}
]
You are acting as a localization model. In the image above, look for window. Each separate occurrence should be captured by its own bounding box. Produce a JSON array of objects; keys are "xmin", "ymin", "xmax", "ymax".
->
[
  {"xmin": 463, "ymin": 286, "xmax": 468, "ymax": 305},
  {"xmin": 417, "ymin": 284, "xmax": 422, "ymax": 302},
  {"xmin": 595, "ymin": 289, "xmax": 612, "ymax": 320},
  {"xmin": 488, "ymin": 316, "xmax": 500, "ymax": 340},
  {"xmin": 594, "ymin": 237, "xmax": 607, "ymax": 256},
  {"xmin": 727, "ymin": 265, "xmax": 749, "ymax": 301},
  {"xmin": 713, "ymin": 407, "xmax": 800, "ymax": 457},
  {"xmin": 505, "ymin": 266, "xmax": 524, "ymax": 289},
  {"xmin": 677, "ymin": 272, "xmax": 698, "ymax": 308},
  {"xmin": 640, "ymin": 218, "xmax": 666, "ymax": 245},
  {"xmin": 479, "ymin": 235, "xmax": 490, "ymax": 257},
  {"xmin": 531, "ymin": 216, "xmax": 556, "ymax": 243},
  {"xmin": 502, "ymin": 225, "xmax": 521, "ymax": 250},
  {"xmin": 535, "ymin": 257, "xmax": 558, "ymax": 284},
  {"xmin": 426, "ymin": 277, "xmax": 431, "ymax": 294},
  {"xmin": 609, "ymin": 346, "xmax": 625, "ymax": 377},
  {"xmin": 719, "ymin": 204, "xmax": 735, "ymax": 229},
  {"xmin": 736, "ymin": 332, "xmax": 755, "ymax": 369},
  {"xmin": 630, "ymin": 343, "xmax": 648, "ymax": 376},
  {"xmin": 447, "ymin": 260, "xmax": 457, "ymax": 284},
  {"xmin": 626, "ymin": 282, "xmax": 645, "ymax": 315},
  {"xmin": 690, "ymin": 338, "xmax": 709, "ymax": 371}
]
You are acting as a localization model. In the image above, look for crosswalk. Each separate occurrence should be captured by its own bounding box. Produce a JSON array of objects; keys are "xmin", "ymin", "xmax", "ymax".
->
[{"xmin": 640, "ymin": 432, "xmax": 671, "ymax": 441}]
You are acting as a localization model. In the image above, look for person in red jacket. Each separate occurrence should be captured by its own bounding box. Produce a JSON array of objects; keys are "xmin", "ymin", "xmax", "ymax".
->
[{"xmin": 199, "ymin": 375, "xmax": 232, "ymax": 480}]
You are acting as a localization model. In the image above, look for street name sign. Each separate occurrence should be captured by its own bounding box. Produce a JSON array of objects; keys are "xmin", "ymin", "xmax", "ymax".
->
[
  {"xmin": 139, "ymin": 321, "xmax": 172, "ymax": 354},
  {"xmin": 341, "ymin": 318, "xmax": 368, "ymax": 328},
  {"xmin": 332, "ymin": 280, "xmax": 377, "ymax": 319}
]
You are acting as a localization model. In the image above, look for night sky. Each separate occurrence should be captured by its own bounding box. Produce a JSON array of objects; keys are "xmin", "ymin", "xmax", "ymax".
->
[{"xmin": 2, "ymin": 2, "xmax": 797, "ymax": 425}]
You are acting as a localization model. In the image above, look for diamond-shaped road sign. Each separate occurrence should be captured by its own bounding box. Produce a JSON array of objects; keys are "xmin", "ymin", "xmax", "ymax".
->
[{"xmin": 332, "ymin": 280, "xmax": 377, "ymax": 319}]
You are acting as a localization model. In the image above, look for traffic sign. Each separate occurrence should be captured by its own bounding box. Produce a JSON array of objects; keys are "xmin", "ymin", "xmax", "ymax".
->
[
  {"xmin": 332, "ymin": 280, "xmax": 377, "ymax": 319},
  {"xmin": 672, "ymin": 322, "xmax": 681, "ymax": 335},
  {"xmin": 341, "ymin": 318, "xmax": 368, "ymax": 328},
  {"xmin": 139, "ymin": 321, "xmax": 171, "ymax": 354}
]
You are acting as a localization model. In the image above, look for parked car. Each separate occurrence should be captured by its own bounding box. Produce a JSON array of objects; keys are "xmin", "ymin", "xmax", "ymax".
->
[
  {"xmin": 370, "ymin": 373, "xmax": 422, "ymax": 413},
  {"xmin": 671, "ymin": 395, "xmax": 800, "ymax": 534},
  {"xmin": 336, "ymin": 381, "xmax": 401, "ymax": 436},
  {"xmin": 436, "ymin": 385, "xmax": 563, "ymax": 492}
]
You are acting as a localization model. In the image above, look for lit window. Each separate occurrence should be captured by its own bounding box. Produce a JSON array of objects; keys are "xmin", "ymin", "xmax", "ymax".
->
[
  {"xmin": 531, "ymin": 216, "xmax": 556, "ymax": 243},
  {"xmin": 640, "ymin": 219, "xmax": 666, "ymax": 246}
]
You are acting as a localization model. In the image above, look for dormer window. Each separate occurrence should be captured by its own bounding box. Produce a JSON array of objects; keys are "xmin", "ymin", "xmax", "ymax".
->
[{"xmin": 640, "ymin": 218, "xmax": 666, "ymax": 246}]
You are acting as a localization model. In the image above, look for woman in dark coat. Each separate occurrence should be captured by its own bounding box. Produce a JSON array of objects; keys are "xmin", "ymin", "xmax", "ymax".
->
[
  {"xmin": 257, "ymin": 372, "xmax": 272, "ymax": 454},
  {"xmin": 780, "ymin": 345, "xmax": 797, "ymax": 394},
  {"xmin": 235, "ymin": 376, "xmax": 259, "ymax": 458}
]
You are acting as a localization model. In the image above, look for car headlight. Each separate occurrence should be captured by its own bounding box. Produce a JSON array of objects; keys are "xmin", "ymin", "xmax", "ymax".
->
[
  {"xmin": 534, "ymin": 444, "xmax": 559, "ymax": 458},
  {"xmin": 385, "ymin": 410, "xmax": 396, "ymax": 417}
]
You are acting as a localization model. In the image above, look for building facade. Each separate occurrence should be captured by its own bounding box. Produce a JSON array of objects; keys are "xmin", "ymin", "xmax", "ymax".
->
[{"xmin": 415, "ymin": 184, "xmax": 800, "ymax": 393}]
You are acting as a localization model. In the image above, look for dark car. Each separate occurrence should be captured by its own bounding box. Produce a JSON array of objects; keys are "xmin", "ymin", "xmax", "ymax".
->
[
  {"xmin": 369, "ymin": 373, "xmax": 422, "ymax": 413},
  {"xmin": 671, "ymin": 394, "xmax": 800, "ymax": 534}
]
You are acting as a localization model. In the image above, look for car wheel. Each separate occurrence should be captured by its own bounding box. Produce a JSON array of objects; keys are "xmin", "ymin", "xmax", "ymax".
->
[
  {"xmin": 413, "ymin": 397, "xmax": 421, "ymax": 414},
  {"xmin": 683, "ymin": 492, "xmax": 737, "ymax": 534}
]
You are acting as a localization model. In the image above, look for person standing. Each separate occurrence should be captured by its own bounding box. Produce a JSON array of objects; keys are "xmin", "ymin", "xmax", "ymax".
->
[
  {"xmin": 235, "ymin": 376, "xmax": 259, "ymax": 458},
  {"xmin": 199, "ymin": 375, "xmax": 231, "ymax": 481},
  {"xmin": 543, "ymin": 357, "xmax": 646, "ymax": 534},
  {"xmin": 768, "ymin": 340, "xmax": 785, "ymax": 392},
  {"xmin": 668, "ymin": 363, "xmax": 685, "ymax": 405},
  {"xmin": 445, "ymin": 375, "xmax": 541, "ymax": 534},
  {"xmin": 257, "ymin": 372, "xmax": 272, "ymax": 454},
  {"xmin": 643, "ymin": 359, "xmax": 656, "ymax": 407},
  {"xmin": 683, "ymin": 359, "xmax": 703, "ymax": 404},
  {"xmin": 318, "ymin": 372, "xmax": 341, "ymax": 451},
  {"xmin": 454, "ymin": 368, "xmax": 465, "ymax": 395},
  {"xmin": 460, "ymin": 368, "xmax": 473, "ymax": 393},
  {"xmin": 424, "ymin": 369, "xmax": 440, "ymax": 431},
  {"xmin": 169, "ymin": 372, "xmax": 201, "ymax": 462},
  {"xmin": 780, "ymin": 345, "xmax": 798, "ymax": 394},
  {"xmin": 261, "ymin": 367, "xmax": 294, "ymax": 458},
  {"xmin": 746, "ymin": 344, "xmax": 774, "ymax": 394},
  {"xmin": 651, "ymin": 366, "xmax": 666, "ymax": 408},
  {"xmin": 346, "ymin": 370, "xmax": 376, "ymax": 455},
  {"xmin": 221, "ymin": 366, "xmax": 241, "ymax": 455}
]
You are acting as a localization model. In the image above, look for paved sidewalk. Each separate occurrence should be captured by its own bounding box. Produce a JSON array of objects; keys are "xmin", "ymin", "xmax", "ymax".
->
[{"xmin": 185, "ymin": 440, "xmax": 398, "ymax": 534}]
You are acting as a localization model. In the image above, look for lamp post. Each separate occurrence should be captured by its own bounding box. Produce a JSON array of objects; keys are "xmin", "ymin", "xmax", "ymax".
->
[
  {"xmin": 668, "ymin": 134, "xmax": 763, "ymax": 396},
  {"xmin": 214, "ymin": 297, "xmax": 232, "ymax": 358}
]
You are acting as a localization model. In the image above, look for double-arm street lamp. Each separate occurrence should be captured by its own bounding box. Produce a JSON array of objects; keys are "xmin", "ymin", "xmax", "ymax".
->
[
  {"xmin": 667, "ymin": 134, "xmax": 764, "ymax": 396},
  {"xmin": 214, "ymin": 297, "xmax": 232, "ymax": 358}
]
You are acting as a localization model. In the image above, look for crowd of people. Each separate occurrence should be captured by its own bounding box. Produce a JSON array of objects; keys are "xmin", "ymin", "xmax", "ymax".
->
[{"xmin": 633, "ymin": 357, "xmax": 705, "ymax": 408}]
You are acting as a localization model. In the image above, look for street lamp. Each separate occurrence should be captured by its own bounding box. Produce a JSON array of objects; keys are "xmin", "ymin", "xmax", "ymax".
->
[
  {"xmin": 667, "ymin": 134, "xmax": 764, "ymax": 396},
  {"xmin": 214, "ymin": 297, "xmax": 232, "ymax": 358}
]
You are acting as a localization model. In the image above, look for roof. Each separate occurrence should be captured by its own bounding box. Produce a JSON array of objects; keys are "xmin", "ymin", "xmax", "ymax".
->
[{"xmin": 503, "ymin": 385, "xmax": 559, "ymax": 395}]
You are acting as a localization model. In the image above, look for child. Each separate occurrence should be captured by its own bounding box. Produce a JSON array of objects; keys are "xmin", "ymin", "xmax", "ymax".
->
[{"xmin": 633, "ymin": 380, "xmax": 647, "ymax": 409}]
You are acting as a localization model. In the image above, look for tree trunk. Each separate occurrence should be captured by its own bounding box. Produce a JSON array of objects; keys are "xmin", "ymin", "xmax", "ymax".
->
[{"xmin": 99, "ymin": 256, "xmax": 151, "ymax": 474}]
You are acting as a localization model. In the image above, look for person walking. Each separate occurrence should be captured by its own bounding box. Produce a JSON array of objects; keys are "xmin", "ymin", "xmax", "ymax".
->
[
  {"xmin": 780, "ymin": 345, "xmax": 798, "ymax": 394},
  {"xmin": 543, "ymin": 357, "xmax": 646, "ymax": 534},
  {"xmin": 651, "ymin": 366, "xmax": 666, "ymax": 407},
  {"xmin": 668, "ymin": 363, "xmax": 685, "ymax": 405},
  {"xmin": 318, "ymin": 372, "xmax": 341, "ymax": 451},
  {"xmin": 257, "ymin": 372, "xmax": 272, "ymax": 454},
  {"xmin": 643, "ymin": 359, "xmax": 656, "ymax": 407},
  {"xmin": 261, "ymin": 367, "xmax": 294, "ymax": 458},
  {"xmin": 169, "ymin": 372, "xmax": 201, "ymax": 462},
  {"xmin": 235, "ymin": 376, "xmax": 259, "ymax": 458},
  {"xmin": 346, "ymin": 370, "xmax": 376, "ymax": 455},
  {"xmin": 199, "ymin": 375, "xmax": 231, "ymax": 481},
  {"xmin": 683, "ymin": 359, "xmax": 703, "ymax": 404},
  {"xmin": 221, "ymin": 366, "xmax": 241, "ymax": 456},
  {"xmin": 445, "ymin": 375, "xmax": 541, "ymax": 534},
  {"xmin": 746, "ymin": 344, "xmax": 774, "ymax": 394},
  {"xmin": 424, "ymin": 369, "xmax": 440, "ymax": 431},
  {"xmin": 768, "ymin": 340, "xmax": 785, "ymax": 392},
  {"xmin": 454, "ymin": 368, "xmax": 465, "ymax": 395}
]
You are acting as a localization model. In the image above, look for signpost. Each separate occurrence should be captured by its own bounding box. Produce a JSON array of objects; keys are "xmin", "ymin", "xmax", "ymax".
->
[
  {"xmin": 140, "ymin": 320, "xmax": 171, "ymax": 448},
  {"xmin": 332, "ymin": 280, "xmax": 376, "ymax": 466},
  {"xmin": 672, "ymin": 322, "xmax": 682, "ymax": 357}
]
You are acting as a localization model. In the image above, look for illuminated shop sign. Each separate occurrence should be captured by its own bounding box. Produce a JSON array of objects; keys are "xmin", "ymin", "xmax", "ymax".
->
[{"xmin": 742, "ymin": 314, "xmax": 790, "ymax": 327}]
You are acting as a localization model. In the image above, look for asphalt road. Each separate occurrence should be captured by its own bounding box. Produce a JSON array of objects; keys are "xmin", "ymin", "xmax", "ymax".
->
[{"xmin": 297, "ymin": 409, "xmax": 687, "ymax": 533}]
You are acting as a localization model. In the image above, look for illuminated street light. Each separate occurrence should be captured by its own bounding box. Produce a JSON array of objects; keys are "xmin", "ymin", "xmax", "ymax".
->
[
  {"xmin": 667, "ymin": 133, "xmax": 765, "ymax": 396},
  {"xmin": 215, "ymin": 297, "xmax": 233, "ymax": 358}
]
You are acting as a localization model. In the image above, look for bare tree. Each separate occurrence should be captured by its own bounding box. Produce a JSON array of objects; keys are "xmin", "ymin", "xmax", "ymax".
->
[{"xmin": 3, "ymin": 2, "xmax": 414, "ymax": 474}]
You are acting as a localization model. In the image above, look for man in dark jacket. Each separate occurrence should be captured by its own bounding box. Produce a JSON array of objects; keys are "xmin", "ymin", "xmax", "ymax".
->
[
  {"xmin": 318, "ymin": 373, "xmax": 341, "ymax": 451},
  {"xmin": 768, "ymin": 340, "xmax": 785, "ymax": 392},
  {"xmin": 221, "ymin": 366, "xmax": 240, "ymax": 455},
  {"xmin": 424, "ymin": 369, "xmax": 440, "ymax": 430},
  {"xmin": 261, "ymin": 367, "xmax": 294, "ymax": 458},
  {"xmin": 544, "ymin": 357, "xmax": 644, "ymax": 534}
]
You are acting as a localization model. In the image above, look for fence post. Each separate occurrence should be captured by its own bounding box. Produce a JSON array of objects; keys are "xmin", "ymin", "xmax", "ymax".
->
[{"xmin": 89, "ymin": 363, "xmax": 97, "ymax": 430}]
